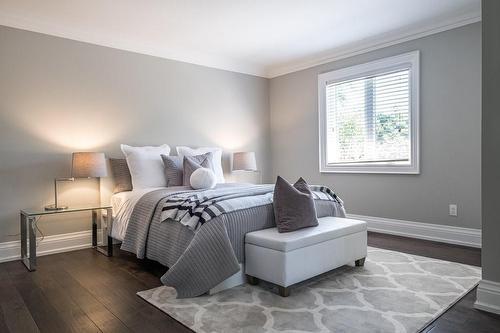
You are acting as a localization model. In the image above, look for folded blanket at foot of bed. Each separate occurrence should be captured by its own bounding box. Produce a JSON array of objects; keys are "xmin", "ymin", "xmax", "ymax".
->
[{"xmin": 160, "ymin": 184, "xmax": 342, "ymax": 230}]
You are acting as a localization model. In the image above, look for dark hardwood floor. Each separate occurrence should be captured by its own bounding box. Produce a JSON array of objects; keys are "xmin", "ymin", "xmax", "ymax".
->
[{"xmin": 0, "ymin": 232, "xmax": 499, "ymax": 333}]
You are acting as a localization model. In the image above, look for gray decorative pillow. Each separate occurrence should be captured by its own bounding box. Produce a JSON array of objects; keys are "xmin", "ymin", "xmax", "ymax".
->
[
  {"xmin": 183, "ymin": 152, "xmax": 213, "ymax": 186},
  {"xmin": 109, "ymin": 158, "xmax": 132, "ymax": 193},
  {"xmin": 273, "ymin": 176, "xmax": 318, "ymax": 233},
  {"xmin": 161, "ymin": 155, "xmax": 183, "ymax": 187}
]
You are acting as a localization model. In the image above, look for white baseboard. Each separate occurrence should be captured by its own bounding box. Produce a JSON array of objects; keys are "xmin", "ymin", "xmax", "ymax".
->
[
  {"xmin": 347, "ymin": 214, "xmax": 481, "ymax": 248},
  {"xmin": 0, "ymin": 230, "xmax": 101, "ymax": 263},
  {"xmin": 0, "ymin": 214, "xmax": 481, "ymax": 263},
  {"xmin": 475, "ymin": 279, "xmax": 500, "ymax": 315}
]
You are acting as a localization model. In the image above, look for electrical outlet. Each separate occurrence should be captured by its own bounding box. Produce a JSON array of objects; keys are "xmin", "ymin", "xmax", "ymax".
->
[{"xmin": 449, "ymin": 204, "xmax": 458, "ymax": 217}]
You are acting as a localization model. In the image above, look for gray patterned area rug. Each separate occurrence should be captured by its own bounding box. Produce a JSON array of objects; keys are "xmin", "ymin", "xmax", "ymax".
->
[{"xmin": 137, "ymin": 247, "xmax": 481, "ymax": 333}]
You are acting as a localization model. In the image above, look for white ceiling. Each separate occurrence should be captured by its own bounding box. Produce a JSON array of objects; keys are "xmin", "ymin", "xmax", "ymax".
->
[{"xmin": 0, "ymin": 0, "xmax": 480, "ymax": 78}]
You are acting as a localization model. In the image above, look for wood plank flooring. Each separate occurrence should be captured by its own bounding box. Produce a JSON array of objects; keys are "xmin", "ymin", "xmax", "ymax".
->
[{"xmin": 0, "ymin": 232, "xmax": 498, "ymax": 333}]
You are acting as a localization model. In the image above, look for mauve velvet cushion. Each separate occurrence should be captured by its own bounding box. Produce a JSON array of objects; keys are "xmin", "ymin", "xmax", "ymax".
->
[
  {"xmin": 109, "ymin": 158, "xmax": 132, "ymax": 193},
  {"xmin": 273, "ymin": 176, "xmax": 318, "ymax": 233},
  {"xmin": 182, "ymin": 152, "xmax": 214, "ymax": 186}
]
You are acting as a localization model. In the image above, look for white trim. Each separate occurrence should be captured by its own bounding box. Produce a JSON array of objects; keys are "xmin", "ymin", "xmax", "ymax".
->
[
  {"xmin": 347, "ymin": 213, "xmax": 481, "ymax": 248},
  {"xmin": 475, "ymin": 280, "xmax": 500, "ymax": 315},
  {"xmin": 267, "ymin": 12, "xmax": 481, "ymax": 78},
  {"xmin": 0, "ymin": 10, "xmax": 480, "ymax": 78},
  {"xmin": 0, "ymin": 230, "xmax": 101, "ymax": 263},
  {"xmin": 0, "ymin": 12, "xmax": 266, "ymax": 78},
  {"xmin": 318, "ymin": 51, "xmax": 420, "ymax": 174}
]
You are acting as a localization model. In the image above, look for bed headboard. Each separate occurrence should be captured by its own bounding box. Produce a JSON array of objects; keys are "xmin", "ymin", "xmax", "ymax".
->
[{"xmin": 100, "ymin": 158, "xmax": 115, "ymax": 206}]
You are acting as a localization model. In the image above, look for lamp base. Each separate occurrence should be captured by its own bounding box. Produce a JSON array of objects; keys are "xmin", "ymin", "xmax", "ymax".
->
[{"xmin": 44, "ymin": 204, "xmax": 68, "ymax": 211}]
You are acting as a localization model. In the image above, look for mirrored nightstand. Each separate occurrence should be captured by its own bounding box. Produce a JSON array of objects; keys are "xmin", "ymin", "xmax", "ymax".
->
[{"xmin": 20, "ymin": 205, "xmax": 113, "ymax": 271}]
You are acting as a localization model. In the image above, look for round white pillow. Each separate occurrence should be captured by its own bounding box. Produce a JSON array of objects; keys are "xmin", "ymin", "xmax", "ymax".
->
[{"xmin": 190, "ymin": 168, "xmax": 217, "ymax": 189}]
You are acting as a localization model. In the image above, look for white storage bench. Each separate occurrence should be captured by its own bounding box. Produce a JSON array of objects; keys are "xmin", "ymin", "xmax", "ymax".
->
[{"xmin": 245, "ymin": 217, "xmax": 367, "ymax": 296}]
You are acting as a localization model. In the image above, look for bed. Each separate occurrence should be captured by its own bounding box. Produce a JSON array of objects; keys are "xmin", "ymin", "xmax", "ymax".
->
[{"xmin": 109, "ymin": 182, "xmax": 346, "ymax": 298}]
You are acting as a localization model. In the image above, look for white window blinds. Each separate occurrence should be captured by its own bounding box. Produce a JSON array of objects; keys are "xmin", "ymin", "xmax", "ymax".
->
[
  {"xmin": 325, "ymin": 68, "xmax": 411, "ymax": 165},
  {"xmin": 319, "ymin": 51, "xmax": 419, "ymax": 174}
]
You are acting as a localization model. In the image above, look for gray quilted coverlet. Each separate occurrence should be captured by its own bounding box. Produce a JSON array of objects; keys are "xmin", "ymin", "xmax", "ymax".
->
[{"xmin": 121, "ymin": 184, "xmax": 345, "ymax": 298}]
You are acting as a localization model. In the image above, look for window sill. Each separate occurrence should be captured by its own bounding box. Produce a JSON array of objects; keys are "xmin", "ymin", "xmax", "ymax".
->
[{"xmin": 320, "ymin": 165, "xmax": 420, "ymax": 174}]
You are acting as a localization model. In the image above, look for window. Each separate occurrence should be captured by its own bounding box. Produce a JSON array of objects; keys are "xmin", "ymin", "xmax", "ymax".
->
[{"xmin": 318, "ymin": 51, "xmax": 419, "ymax": 174}]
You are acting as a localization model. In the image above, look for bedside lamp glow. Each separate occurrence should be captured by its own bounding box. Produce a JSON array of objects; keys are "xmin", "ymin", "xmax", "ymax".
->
[
  {"xmin": 45, "ymin": 152, "xmax": 107, "ymax": 211},
  {"xmin": 232, "ymin": 152, "xmax": 257, "ymax": 171}
]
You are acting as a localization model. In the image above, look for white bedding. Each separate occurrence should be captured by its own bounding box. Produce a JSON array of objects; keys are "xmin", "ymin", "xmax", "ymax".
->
[
  {"xmin": 111, "ymin": 186, "xmax": 192, "ymax": 240},
  {"xmin": 111, "ymin": 188, "xmax": 159, "ymax": 240}
]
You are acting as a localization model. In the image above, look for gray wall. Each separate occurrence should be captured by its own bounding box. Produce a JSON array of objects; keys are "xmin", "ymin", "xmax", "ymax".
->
[
  {"xmin": 270, "ymin": 23, "xmax": 481, "ymax": 229},
  {"xmin": 0, "ymin": 26, "xmax": 270, "ymax": 243},
  {"xmin": 0, "ymin": 22, "xmax": 483, "ymax": 244},
  {"xmin": 481, "ymin": 0, "xmax": 500, "ymax": 283}
]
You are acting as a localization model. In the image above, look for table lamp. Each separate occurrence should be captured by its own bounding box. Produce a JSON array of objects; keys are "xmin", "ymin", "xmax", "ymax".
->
[
  {"xmin": 232, "ymin": 152, "xmax": 257, "ymax": 171},
  {"xmin": 45, "ymin": 152, "xmax": 107, "ymax": 211}
]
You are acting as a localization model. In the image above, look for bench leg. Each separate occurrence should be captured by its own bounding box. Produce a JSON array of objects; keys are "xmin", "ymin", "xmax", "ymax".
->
[
  {"xmin": 247, "ymin": 275, "xmax": 259, "ymax": 285},
  {"xmin": 278, "ymin": 286, "xmax": 290, "ymax": 297},
  {"xmin": 355, "ymin": 257, "xmax": 366, "ymax": 267}
]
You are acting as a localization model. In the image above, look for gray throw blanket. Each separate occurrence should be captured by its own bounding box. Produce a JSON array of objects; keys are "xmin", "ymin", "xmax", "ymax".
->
[
  {"xmin": 161, "ymin": 184, "xmax": 342, "ymax": 230},
  {"xmin": 121, "ymin": 183, "xmax": 346, "ymax": 298}
]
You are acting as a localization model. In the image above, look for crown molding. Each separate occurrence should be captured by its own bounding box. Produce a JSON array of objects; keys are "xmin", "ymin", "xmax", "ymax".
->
[
  {"xmin": 0, "ymin": 9, "xmax": 480, "ymax": 79},
  {"xmin": 0, "ymin": 13, "xmax": 267, "ymax": 78},
  {"xmin": 266, "ymin": 11, "xmax": 481, "ymax": 78}
]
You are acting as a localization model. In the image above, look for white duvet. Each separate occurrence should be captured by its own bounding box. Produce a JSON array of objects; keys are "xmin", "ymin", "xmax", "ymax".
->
[{"xmin": 111, "ymin": 188, "xmax": 159, "ymax": 240}]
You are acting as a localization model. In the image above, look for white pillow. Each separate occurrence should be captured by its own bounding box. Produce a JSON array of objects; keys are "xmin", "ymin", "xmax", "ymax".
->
[
  {"xmin": 176, "ymin": 146, "xmax": 225, "ymax": 183},
  {"xmin": 190, "ymin": 168, "xmax": 216, "ymax": 189},
  {"xmin": 121, "ymin": 144, "xmax": 171, "ymax": 189}
]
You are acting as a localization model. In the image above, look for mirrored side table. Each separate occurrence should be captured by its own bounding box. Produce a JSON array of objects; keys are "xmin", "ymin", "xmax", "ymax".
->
[{"xmin": 20, "ymin": 205, "xmax": 113, "ymax": 271}]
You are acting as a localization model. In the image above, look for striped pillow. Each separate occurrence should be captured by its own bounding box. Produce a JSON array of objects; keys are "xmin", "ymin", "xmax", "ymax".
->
[
  {"xmin": 183, "ymin": 153, "xmax": 214, "ymax": 186},
  {"xmin": 161, "ymin": 155, "xmax": 183, "ymax": 187}
]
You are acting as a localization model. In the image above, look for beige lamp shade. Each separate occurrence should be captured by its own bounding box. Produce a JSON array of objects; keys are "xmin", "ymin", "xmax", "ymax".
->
[
  {"xmin": 232, "ymin": 152, "xmax": 257, "ymax": 171},
  {"xmin": 71, "ymin": 152, "xmax": 107, "ymax": 178}
]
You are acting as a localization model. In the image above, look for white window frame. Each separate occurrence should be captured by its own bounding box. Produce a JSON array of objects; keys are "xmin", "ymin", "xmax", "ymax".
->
[{"xmin": 318, "ymin": 51, "xmax": 420, "ymax": 174}]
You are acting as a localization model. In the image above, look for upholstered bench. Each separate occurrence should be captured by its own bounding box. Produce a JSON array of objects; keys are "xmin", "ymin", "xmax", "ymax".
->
[{"xmin": 245, "ymin": 217, "xmax": 367, "ymax": 296}]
